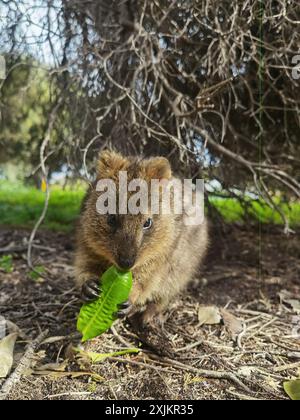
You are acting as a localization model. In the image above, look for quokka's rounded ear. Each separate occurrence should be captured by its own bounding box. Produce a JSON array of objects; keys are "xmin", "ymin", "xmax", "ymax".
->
[
  {"xmin": 144, "ymin": 157, "xmax": 172, "ymax": 180},
  {"xmin": 97, "ymin": 150, "xmax": 129, "ymax": 178}
]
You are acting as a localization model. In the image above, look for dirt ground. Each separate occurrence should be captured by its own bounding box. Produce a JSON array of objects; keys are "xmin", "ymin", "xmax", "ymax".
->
[{"xmin": 0, "ymin": 224, "xmax": 299, "ymax": 400}]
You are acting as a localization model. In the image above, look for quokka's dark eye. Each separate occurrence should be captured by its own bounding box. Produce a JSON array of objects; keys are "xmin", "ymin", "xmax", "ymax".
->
[
  {"xmin": 143, "ymin": 218, "xmax": 153, "ymax": 230},
  {"xmin": 107, "ymin": 215, "xmax": 117, "ymax": 227}
]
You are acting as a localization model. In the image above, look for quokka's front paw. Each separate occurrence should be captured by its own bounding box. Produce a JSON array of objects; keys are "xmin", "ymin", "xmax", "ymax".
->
[
  {"xmin": 81, "ymin": 278, "xmax": 102, "ymax": 303},
  {"xmin": 114, "ymin": 300, "xmax": 133, "ymax": 319},
  {"xmin": 141, "ymin": 302, "xmax": 165, "ymax": 327}
]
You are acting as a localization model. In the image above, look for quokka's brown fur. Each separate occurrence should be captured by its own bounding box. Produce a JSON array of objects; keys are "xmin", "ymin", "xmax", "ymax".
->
[{"xmin": 75, "ymin": 150, "xmax": 208, "ymax": 324}]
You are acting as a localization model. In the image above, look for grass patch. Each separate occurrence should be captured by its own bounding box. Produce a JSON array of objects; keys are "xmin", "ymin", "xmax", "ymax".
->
[
  {"xmin": 0, "ymin": 181, "xmax": 85, "ymax": 232},
  {"xmin": 209, "ymin": 197, "xmax": 300, "ymax": 227},
  {"xmin": 0, "ymin": 255, "xmax": 14, "ymax": 273},
  {"xmin": 0, "ymin": 181, "xmax": 299, "ymax": 232}
]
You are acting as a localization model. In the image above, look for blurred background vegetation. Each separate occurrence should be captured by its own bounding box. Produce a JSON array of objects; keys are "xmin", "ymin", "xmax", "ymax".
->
[
  {"xmin": 0, "ymin": 180, "xmax": 299, "ymax": 232},
  {"xmin": 0, "ymin": 0, "xmax": 299, "ymax": 233}
]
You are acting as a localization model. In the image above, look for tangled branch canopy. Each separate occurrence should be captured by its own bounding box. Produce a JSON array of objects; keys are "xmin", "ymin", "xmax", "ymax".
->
[{"xmin": 0, "ymin": 0, "xmax": 299, "ymax": 226}]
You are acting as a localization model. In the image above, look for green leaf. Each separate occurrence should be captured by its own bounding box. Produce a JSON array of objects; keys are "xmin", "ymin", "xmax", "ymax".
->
[
  {"xmin": 0, "ymin": 255, "xmax": 13, "ymax": 273},
  {"xmin": 77, "ymin": 266, "xmax": 133, "ymax": 342},
  {"xmin": 0, "ymin": 333, "xmax": 18, "ymax": 378},
  {"xmin": 76, "ymin": 348, "xmax": 140, "ymax": 363},
  {"xmin": 28, "ymin": 265, "xmax": 46, "ymax": 281},
  {"xmin": 284, "ymin": 379, "xmax": 300, "ymax": 400}
]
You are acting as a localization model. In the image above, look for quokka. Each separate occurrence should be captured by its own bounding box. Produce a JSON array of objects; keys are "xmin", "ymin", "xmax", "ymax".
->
[{"xmin": 75, "ymin": 150, "xmax": 208, "ymax": 324}]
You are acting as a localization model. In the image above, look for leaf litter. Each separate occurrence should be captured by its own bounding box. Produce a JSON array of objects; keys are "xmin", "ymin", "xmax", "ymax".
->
[
  {"xmin": 0, "ymin": 333, "xmax": 18, "ymax": 378},
  {"xmin": 0, "ymin": 226, "xmax": 300, "ymax": 400}
]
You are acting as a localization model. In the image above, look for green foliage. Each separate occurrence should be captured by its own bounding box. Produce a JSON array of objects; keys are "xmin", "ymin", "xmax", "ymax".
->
[
  {"xmin": 0, "ymin": 55, "xmax": 79, "ymax": 180},
  {"xmin": 0, "ymin": 255, "xmax": 13, "ymax": 273},
  {"xmin": 0, "ymin": 56, "xmax": 51, "ymax": 168},
  {"xmin": 284, "ymin": 380, "xmax": 300, "ymax": 400},
  {"xmin": 77, "ymin": 266, "xmax": 133, "ymax": 342},
  {"xmin": 28, "ymin": 266, "xmax": 46, "ymax": 281},
  {"xmin": 0, "ymin": 181, "xmax": 85, "ymax": 231},
  {"xmin": 75, "ymin": 348, "xmax": 140, "ymax": 363},
  {"xmin": 209, "ymin": 197, "xmax": 300, "ymax": 227},
  {"xmin": 0, "ymin": 181, "xmax": 299, "ymax": 233}
]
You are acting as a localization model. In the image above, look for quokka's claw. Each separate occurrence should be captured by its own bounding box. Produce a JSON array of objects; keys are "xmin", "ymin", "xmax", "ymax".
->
[
  {"xmin": 114, "ymin": 300, "xmax": 132, "ymax": 319},
  {"xmin": 81, "ymin": 279, "xmax": 102, "ymax": 303}
]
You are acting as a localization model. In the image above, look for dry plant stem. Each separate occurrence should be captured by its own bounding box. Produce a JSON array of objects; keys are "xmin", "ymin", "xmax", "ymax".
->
[
  {"xmin": 27, "ymin": 99, "xmax": 63, "ymax": 270},
  {"xmin": 146, "ymin": 355, "xmax": 252, "ymax": 394},
  {"xmin": 110, "ymin": 324, "xmax": 135, "ymax": 348},
  {"xmin": 0, "ymin": 330, "xmax": 49, "ymax": 401},
  {"xmin": 27, "ymin": 186, "xmax": 50, "ymax": 270},
  {"xmin": 226, "ymin": 390, "xmax": 265, "ymax": 401},
  {"xmin": 109, "ymin": 349, "xmax": 253, "ymax": 394},
  {"xmin": 194, "ymin": 127, "xmax": 299, "ymax": 231},
  {"xmin": 175, "ymin": 340, "xmax": 203, "ymax": 353},
  {"xmin": 0, "ymin": 245, "xmax": 55, "ymax": 254},
  {"xmin": 107, "ymin": 356, "xmax": 175, "ymax": 374},
  {"xmin": 46, "ymin": 391, "xmax": 92, "ymax": 400}
]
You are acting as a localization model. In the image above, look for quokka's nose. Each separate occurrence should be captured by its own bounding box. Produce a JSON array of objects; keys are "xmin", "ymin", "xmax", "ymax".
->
[{"xmin": 117, "ymin": 257, "xmax": 136, "ymax": 270}]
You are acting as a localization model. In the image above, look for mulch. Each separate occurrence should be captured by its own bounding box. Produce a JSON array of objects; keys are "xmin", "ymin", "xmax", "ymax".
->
[{"xmin": 0, "ymin": 224, "xmax": 299, "ymax": 400}]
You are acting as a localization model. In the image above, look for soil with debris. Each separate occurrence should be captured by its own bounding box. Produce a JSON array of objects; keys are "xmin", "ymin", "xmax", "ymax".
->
[{"xmin": 0, "ymin": 224, "xmax": 299, "ymax": 400}]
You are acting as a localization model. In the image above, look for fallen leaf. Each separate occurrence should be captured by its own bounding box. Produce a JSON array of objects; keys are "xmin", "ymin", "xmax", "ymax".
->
[
  {"xmin": 41, "ymin": 177, "xmax": 47, "ymax": 193},
  {"xmin": 265, "ymin": 377, "xmax": 281, "ymax": 392},
  {"xmin": 0, "ymin": 333, "xmax": 18, "ymax": 378},
  {"xmin": 287, "ymin": 300, "xmax": 300, "ymax": 312},
  {"xmin": 0, "ymin": 317, "xmax": 27, "ymax": 341},
  {"xmin": 0, "ymin": 317, "xmax": 5, "ymax": 339},
  {"xmin": 279, "ymin": 290, "xmax": 300, "ymax": 313},
  {"xmin": 220, "ymin": 309, "xmax": 244, "ymax": 340},
  {"xmin": 6, "ymin": 320, "xmax": 25, "ymax": 338},
  {"xmin": 41, "ymin": 336, "xmax": 67, "ymax": 345},
  {"xmin": 35, "ymin": 361, "xmax": 68, "ymax": 372},
  {"xmin": 284, "ymin": 379, "xmax": 300, "ymax": 400},
  {"xmin": 187, "ymin": 377, "xmax": 206, "ymax": 385},
  {"xmin": 198, "ymin": 306, "xmax": 221, "ymax": 325},
  {"xmin": 237, "ymin": 366, "xmax": 256, "ymax": 378},
  {"xmin": 75, "ymin": 348, "xmax": 140, "ymax": 364}
]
